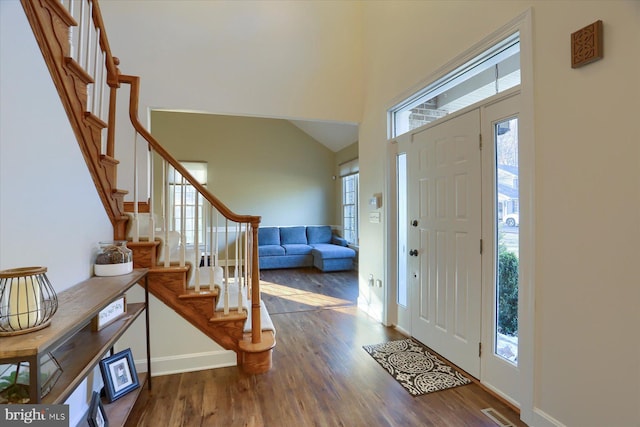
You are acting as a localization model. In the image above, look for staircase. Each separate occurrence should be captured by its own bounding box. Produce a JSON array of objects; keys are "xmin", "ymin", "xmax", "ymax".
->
[{"xmin": 20, "ymin": 0, "xmax": 275, "ymax": 374}]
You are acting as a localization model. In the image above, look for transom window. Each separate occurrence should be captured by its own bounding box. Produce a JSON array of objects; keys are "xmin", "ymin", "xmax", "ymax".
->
[{"xmin": 391, "ymin": 33, "xmax": 520, "ymax": 137}]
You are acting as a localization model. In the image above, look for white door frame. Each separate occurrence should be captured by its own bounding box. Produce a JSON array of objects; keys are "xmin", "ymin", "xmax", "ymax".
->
[{"xmin": 384, "ymin": 9, "xmax": 535, "ymax": 424}]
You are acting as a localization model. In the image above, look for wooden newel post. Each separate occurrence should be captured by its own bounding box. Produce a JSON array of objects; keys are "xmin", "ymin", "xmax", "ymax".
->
[{"xmin": 251, "ymin": 220, "xmax": 261, "ymax": 344}]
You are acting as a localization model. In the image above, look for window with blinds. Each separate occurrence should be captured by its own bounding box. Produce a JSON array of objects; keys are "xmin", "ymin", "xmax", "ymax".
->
[{"xmin": 340, "ymin": 159, "xmax": 359, "ymax": 246}]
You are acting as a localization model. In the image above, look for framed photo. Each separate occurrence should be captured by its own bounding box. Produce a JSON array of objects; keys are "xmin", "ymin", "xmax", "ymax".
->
[
  {"xmin": 87, "ymin": 391, "xmax": 109, "ymax": 427},
  {"xmin": 92, "ymin": 296, "xmax": 127, "ymax": 331},
  {"xmin": 99, "ymin": 348, "xmax": 139, "ymax": 402}
]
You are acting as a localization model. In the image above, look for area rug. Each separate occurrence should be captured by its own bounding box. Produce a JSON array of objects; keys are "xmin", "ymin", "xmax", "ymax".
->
[{"xmin": 363, "ymin": 338, "xmax": 471, "ymax": 396}]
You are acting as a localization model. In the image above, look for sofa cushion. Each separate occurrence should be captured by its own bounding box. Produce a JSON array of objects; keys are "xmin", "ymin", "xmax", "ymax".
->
[
  {"xmin": 311, "ymin": 243, "xmax": 356, "ymax": 259},
  {"xmin": 259, "ymin": 227, "xmax": 281, "ymax": 246},
  {"xmin": 306, "ymin": 225, "xmax": 332, "ymax": 244},
  {"xmin": 283, "ymin": 244, "xmax": 313, "ymax": 255},
  {"xmin": 260, "ymin": 254, "xmax": 313, "ymax": 270},
  {"xmin": 280, "ymin": 226, "xmax": 307, "ymax": 245},
  {"xmin": 331, "ymin": 235, "xmax": 348, "ymax": 247},
  {"xmin": 313, "ymin": 256, "xmax": 354, "ymax": 272},
  {"xmin": 258, "ymin": 245, "xmax": 285, "ymax": 257}
]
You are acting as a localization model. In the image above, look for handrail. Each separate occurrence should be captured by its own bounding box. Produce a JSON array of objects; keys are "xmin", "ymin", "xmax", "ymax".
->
[
  {"xmin": 118, "ymin": 74, "xmax": 261, "ymax": 227},
  {"xmin": 120, "ymin": 70, "xmax": 263, "ymax": 344},
  {"xmin": 21, "ymin": 0, "xmax": 266, "ymax": 349}
]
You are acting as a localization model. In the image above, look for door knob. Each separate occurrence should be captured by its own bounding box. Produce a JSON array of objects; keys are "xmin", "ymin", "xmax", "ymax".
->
[
  {"xmin": 412, "ymin": 220, "xmax": 418, "ymax": 227},
  {"xmin": 409, "ymin": 249, "xmax": 419, "ymax": 257}
]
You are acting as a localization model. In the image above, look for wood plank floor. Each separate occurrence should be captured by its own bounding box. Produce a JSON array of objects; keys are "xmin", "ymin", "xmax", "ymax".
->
[{"xmin": 125, "ymin": 268, "xmax": 527, "ymax": 427}]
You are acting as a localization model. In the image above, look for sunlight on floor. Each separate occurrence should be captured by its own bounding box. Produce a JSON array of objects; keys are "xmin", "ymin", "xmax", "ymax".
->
[{"xmin": 260, "ymin": 280, "xmax": 353, "ymax": 308}]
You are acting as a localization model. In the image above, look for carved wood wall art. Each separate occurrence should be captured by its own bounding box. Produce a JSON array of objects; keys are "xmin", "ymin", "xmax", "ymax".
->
[{"xmin": 571, "ymin": 20, "xmax": 603, "ymax": 68}]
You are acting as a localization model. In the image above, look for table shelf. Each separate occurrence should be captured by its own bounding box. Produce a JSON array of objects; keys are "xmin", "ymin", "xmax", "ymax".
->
[{"xmin": 0, "ymin": 268, "xmax": 150, "ymax": 427}]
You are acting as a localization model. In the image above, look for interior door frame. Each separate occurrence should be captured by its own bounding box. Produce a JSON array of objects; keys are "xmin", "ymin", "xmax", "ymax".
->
[{"xmin": 384, "ymin": 9, "xmax": 535, "ymax": 424}]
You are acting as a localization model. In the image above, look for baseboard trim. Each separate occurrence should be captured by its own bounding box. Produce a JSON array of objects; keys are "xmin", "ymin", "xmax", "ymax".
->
[
  {"xmin": 135, "ymin": 350, "xmax": 237, "ymax": 377},
  {"xmin": 532, "ymin": 407, "xmax": 566, "ymax": 427},
  {"xmin": 357, "ymin": 296, "xmax": 382, "ymax": 323}
]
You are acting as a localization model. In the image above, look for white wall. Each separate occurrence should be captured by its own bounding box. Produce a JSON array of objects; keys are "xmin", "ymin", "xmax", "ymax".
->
[
  {"xmin": 0, "ymin": 1, "xmax": 113, "ymax": 290},
  {"xmin": 149, "ymin": 111, "xmax": 338, "ymax": 226},
  {"xmin": 0, "ymin": 2, "xmax": 114, "ymax": 425},
  {"xmin": 360, "ymin": 2, "xmax": 640, "ymax": 427},
  {"xmin": 100, "ymin": 0, "xmax": 363, "ymax": 123}
]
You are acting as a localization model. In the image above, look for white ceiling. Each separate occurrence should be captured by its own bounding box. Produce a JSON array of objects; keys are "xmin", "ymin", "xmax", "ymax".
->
[
  {"xmin": 153, "ymin": 109, "xmax": 359, "ymax": 153},
  {"xmin": 288, "ymin": 120, "xmax": 358, "ymax": 152}
]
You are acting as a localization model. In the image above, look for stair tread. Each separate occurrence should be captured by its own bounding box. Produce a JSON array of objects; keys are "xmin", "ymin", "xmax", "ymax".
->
[
  {"xmin": 216, "ymin": 282, "xmax": 276, "ymax": 333},
  {"xmin": 84, "ymin": 111, "xmax": 107, "ymax": 128},
  {"xmin": 209, "ymin": 309, "xmax": 247, "ymax": 323},
  {"xmin": 148, "ymin": 265, "xmax": 190, "ymax": 273},
  {"xmin": 127, "ymin": 239, "xmax": 162, "ymax": 247},
  {"xmin": 100, "ymin": 154, "xmax": 120, "ymax": 165},
  {"xmin": 179, "ymin": 288, "xmax": 218, "ymax": 299},
  {"xmin": 64, "ymin": 57, "xmax": 93, "ymax": 84}
]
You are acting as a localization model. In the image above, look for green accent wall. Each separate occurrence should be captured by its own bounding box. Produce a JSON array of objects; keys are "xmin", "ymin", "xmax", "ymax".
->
[{"xmin": 150, "ymin": 111, "xmax": 338, "ymax": 226}]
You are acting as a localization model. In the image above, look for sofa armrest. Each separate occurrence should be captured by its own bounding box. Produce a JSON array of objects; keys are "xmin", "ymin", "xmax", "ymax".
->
[{"xmin": 331, "ymin": 235, "xmax": 348, "ymax": 247}]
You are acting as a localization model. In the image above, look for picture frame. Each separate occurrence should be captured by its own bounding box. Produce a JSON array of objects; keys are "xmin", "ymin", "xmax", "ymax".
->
[
  {"xmin": 87, "ymin": 391, "xmax": 109, "ymax": 427},
  {"xmin": 92, "ymin": 296, "xmax": 127, "ymax": 332},
  {"xmin": 99, "ymin": 348, "xmax": 139, "ymax": 403}
]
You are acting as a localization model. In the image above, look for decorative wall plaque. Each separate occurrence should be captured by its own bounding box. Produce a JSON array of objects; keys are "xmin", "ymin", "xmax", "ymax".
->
[
  {"xmin": 91, "ymin": 296, "xmax": 127, "ymax": 331},
  {"xmin": 571, "ymin": 20, "xmax": 603, "ymax": 68}
]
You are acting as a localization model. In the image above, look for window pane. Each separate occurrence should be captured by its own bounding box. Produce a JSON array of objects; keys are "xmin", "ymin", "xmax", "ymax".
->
[
  {"xmin": 397, "ymin": 153, "xmax": 408, "ymax": 307},
  {"xmin": 342, "ymin": 173, "xmax": 359, "ymax": 245},
  {"xmin": 392, "ymin": 34, "xmax": 520, "ymax": 137},
  {"xmin": 495, "ymin": 117, "xmax": 519, "ymax": 365}
]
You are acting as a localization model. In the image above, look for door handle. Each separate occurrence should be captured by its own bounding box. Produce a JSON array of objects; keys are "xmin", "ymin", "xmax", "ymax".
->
[
  {"xmin": 412, "ymin": 220, "xmax": 418, "ymax": 227},
  {"xmin": 409, "ymin": 249, "xmax": 419, "ymax": 257}
]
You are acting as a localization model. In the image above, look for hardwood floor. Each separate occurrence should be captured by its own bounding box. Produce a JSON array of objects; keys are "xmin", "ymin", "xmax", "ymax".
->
[{"xmin": 125, "ymin": 268, "xmax": 526, "ymax": 427}]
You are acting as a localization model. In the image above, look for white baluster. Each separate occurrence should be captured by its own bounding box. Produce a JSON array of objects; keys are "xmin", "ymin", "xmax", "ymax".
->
[
  {"xmin": 67, "ymin": 0, "xmax": 75, "ymax": 59},
  {"xmin": 91, "ymin": 27, "xmax": 101, "ymax": 115},
  {"xmin": 194, "ymin": 191, "xmax": 200, "ymax": 292},
  {"xmin": 132, "ymin": 133, "xmax": 139, "ymax": 243},
  {"xmin": 209, "ymin": 205, "xmax": 215, "ymax": 289},
  {"xmin": 77, "ymin": 0, "xmax": 85, "ymax": 66},
  {"xmin": 163, "ymin": 161, "xmax": 170, "ymax": 267},
  {"xmin": 224, "ymin": 219, "xmax": 229, "ymax": 315},
  {"xmin": 148, "ymin": 150, "xmax": 155, "ymax": 243},
  {"xmin": 84, "ymin": 2, "xmax": 93, "ymax": 71},
  {"xmin": 245, "ymin": 223, "xmax": 250, "ymax": 301},
  {"xmin": 179, "ymin": 174, "xmax": 186, "ymax": 267},
  {"xmin": 213, "ymin": 211, "xmax": 223, "ymax": 287},
  {"xmin": 236, "ymin": 222, "xmax": 242, "ymax": 313}
]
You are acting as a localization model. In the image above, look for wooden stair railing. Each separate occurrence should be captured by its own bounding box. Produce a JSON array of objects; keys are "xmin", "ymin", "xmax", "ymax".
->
[
  {"xmin": 21, "ymin": 0, "xmax": 129, "ymax": 237},
  {"xmin": 20, "ymin": 0, "xmax": 274, "ymax": 373}
]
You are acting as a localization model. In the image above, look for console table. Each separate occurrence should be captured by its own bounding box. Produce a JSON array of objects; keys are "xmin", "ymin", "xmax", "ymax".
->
[{"xmin": 0, "ymin": 268, "xmax": 150, "ymax": 425}]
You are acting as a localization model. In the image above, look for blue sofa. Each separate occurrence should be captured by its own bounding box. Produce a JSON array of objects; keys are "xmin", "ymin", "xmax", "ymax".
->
[{"xmin": 258, "ymin": 226, "xmax": 356, "ymax": 272}]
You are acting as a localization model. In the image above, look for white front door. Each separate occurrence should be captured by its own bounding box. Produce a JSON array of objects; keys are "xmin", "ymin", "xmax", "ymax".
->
[{"xmin": 401, "ymin": 108, "xmax": 482, "ymax": 377}]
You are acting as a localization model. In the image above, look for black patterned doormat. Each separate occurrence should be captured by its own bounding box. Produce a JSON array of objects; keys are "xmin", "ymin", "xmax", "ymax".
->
[{"xmin": 363, "ymin": 338, "xmax": 471, "ymax": 396}]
